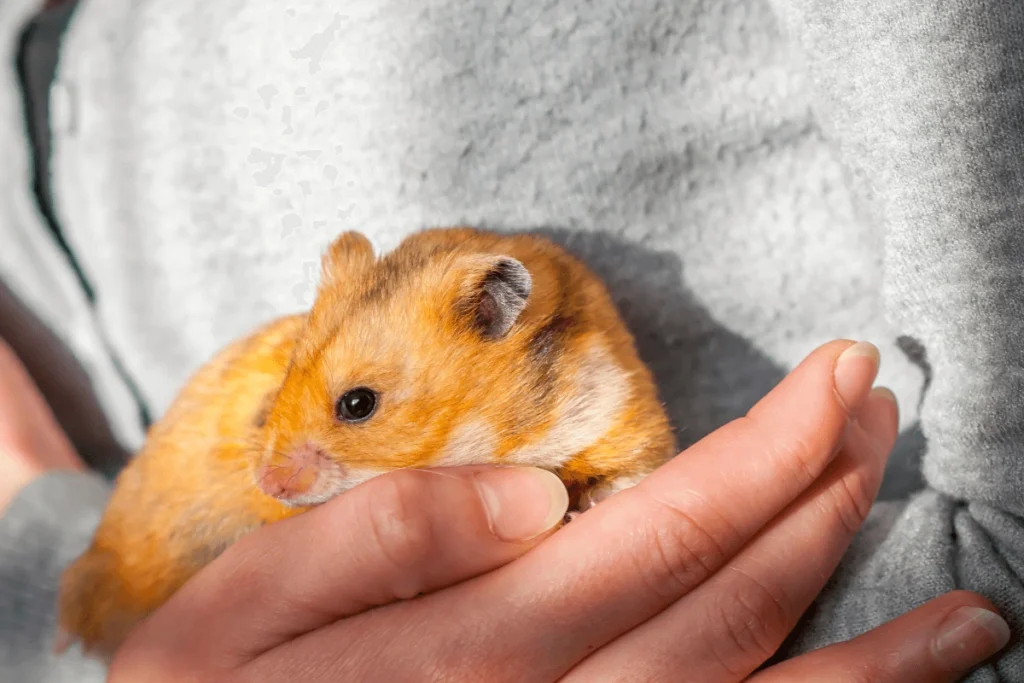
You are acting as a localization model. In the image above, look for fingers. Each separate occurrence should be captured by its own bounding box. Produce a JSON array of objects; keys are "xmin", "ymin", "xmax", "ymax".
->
[
  {"xmin": 750, "ymin": 590, "xmax": 1011, "ymax": 683},
  {"xmin": 110, "ymin": 465, "xmax": 568, "ymax": 677},
  {"xmin": 261, "ymin": 340, "xmax": 884, "ymax": 682},
  {"xmin": 563, "ymin": 386, "xmax": 899, "ymax": 682}
]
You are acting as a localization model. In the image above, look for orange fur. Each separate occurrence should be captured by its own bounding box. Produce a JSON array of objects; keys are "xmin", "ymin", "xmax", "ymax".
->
[{"xmin": 56, "ymin": 227, "xmax": 677, "ymax": 659}]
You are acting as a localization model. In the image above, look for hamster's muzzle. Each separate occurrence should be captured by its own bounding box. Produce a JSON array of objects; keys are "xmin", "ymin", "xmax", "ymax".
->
[{"xmin": 256, "ymin": 441, "xmax": 335, "ymax": 501}]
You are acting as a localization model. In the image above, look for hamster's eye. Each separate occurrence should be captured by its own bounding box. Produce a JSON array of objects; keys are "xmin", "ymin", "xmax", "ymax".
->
[{"xmin": 336, "ymin": 388, "xmax": 377, "ymax": 422}]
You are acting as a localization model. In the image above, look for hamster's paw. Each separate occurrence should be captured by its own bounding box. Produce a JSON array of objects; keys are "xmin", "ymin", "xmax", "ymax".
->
[
  {"xmin": 580, "ymin": 473, "xmax": 648, "ymax": 512},
  {"xmin": 562, "ymin": 472, "xmax": 652, "ymax": 527}
]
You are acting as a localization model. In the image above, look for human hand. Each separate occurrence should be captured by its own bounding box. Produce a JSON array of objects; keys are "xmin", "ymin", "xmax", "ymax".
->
[
  {"xmin": 106, "ymin": 340, "xmax": 1010, "ymax": 682},
  {"xmin": 0, "ymin": 337, "xmax": 85, "ymax": 514},
  {"xmin": 752, "ymin": 589, "xmax": 1010, "ymax": 682}
]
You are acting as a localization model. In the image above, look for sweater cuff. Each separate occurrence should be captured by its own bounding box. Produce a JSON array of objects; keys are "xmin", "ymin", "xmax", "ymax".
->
[{"xmin": 0, "ymin": 470, "xmax": 110, "ymax": 678}]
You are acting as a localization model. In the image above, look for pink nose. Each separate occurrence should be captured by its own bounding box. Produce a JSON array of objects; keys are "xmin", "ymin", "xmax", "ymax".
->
[{"xmin": 257, "ymin": 442, "xmax": 329, "ymax": 499}]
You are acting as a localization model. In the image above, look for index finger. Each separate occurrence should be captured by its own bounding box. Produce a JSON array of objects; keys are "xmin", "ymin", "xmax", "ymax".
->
[
  {"xmin": 268, "ymin": 339, "xmax": 885, "ymax": 682},
  {"xmin": 111, "ymin": 464, "xmax": 567, "ymax": 675}
]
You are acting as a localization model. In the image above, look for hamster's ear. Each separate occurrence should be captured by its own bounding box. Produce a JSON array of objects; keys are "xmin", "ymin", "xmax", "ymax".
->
[
  {"xmin": 453, "ymin": 255, "xmax": 532, "ymax": 339},
  {"xmin": 320, "ymin": 231, "xmax": 374, "ymax": 285}
]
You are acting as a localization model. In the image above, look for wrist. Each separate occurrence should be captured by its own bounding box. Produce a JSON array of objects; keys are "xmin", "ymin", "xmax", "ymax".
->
[{"xmin": 0, "ymin": 444, "xmax": 85, "ymax": 516}]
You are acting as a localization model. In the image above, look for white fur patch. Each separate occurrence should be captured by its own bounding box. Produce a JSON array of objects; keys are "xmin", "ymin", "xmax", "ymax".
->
[
  {"xmin": 506, "ymin": 343, "xmax": 631, "ymax": 469},
  {"xmin": 434, "ymin": 418, "xmax": 498, "ymax": 467},
  {"xmin": 260, "ymin": 432, "xmax": 391, "ymax": 507},
  {"xmin": 282, "ymin": 466, "xmax": 386, "ymax": 507}
]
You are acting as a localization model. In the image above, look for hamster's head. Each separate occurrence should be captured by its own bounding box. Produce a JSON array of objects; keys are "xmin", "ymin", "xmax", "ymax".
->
[{"xmin": 251, "ymin": 230, "xmax": 538, "ymax": 507}]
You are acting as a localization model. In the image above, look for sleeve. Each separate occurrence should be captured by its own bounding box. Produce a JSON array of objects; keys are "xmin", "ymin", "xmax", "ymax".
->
[
  {"xmin": 0, "ymin": 470, "xmax": 112, "ymax": 683},
  {"xmin": 765, "ymin": 1, "xmax": 1024, "ymax": 679}
]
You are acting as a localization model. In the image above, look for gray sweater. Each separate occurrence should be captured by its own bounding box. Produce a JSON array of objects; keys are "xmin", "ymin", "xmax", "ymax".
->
[{"xmin": 0, "ymin": 0, "xmax": 1021, "ymax": 680}]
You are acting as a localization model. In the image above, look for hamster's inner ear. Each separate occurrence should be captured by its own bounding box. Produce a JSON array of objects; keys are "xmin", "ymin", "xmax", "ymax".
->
[
  {"xmin": 454, "ymin": 255, "xmax": 532, "ymax": 339},
  {"xmin": 319, "ymin": 231, "xmax": 375, "ymax": 286}
]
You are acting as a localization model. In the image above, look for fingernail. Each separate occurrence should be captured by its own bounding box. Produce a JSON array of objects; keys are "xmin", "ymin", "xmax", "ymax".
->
[
  {"xmin": 847, "ymin": 386, "xmax": 900, "ymax": 462},
  {"xmin": 870, "ymin": 385, "xmax": 899, "ymax": 425},
  {"xmin": 860, "ymin": 386, "xmax": 900, "ymax": 442},
  {"xmin": 473, "ymin": 467, "xmax": 569, "ymax": 542},
  {"xmin": 833, "ymin": 341, "xmax": 881, "ymax": 412},
  {"xmin": 933, "ymin": 607, "xmax": 1011, "ymax": 671},
  {"xmin": 870, "ymin": 385, "xmax": 897, "ymax": 406}
]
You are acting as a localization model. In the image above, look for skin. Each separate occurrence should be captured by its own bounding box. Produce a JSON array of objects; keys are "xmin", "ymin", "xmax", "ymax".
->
[
  {"xmin": 0, "ymin": 338, "xmax": 1011, "ymax": 681},
  {"xmin": 0, "ymin": 338, "xmax": 85, "ymax": 514}
]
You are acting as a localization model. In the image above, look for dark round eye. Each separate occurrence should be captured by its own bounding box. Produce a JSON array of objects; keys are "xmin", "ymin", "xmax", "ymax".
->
[{"xmin": 336, "ymin": 388, "xmax": 377, "ymax": 422}]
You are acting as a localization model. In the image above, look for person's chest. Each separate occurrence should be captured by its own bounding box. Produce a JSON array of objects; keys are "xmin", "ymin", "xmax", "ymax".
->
[{"xmin": 40, "ymin": 0, "xmax": 921, "ymax": 450}]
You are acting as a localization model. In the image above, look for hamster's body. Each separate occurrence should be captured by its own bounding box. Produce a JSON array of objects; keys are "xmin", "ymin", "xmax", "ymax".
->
[{"xmin": 57, "ymin": 227, "xmax": 677, "ymax": 659}]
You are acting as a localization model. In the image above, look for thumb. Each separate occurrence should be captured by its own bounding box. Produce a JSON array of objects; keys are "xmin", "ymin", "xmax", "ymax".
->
[{"xmin": 115, "ymin": 466, "xmax": 568, "ymax": 671}]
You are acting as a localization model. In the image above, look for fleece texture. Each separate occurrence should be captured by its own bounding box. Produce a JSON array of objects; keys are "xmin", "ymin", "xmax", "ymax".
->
[{"xmin": 0, "ymin": 0, "xmax": 1020, "ymax": 679}]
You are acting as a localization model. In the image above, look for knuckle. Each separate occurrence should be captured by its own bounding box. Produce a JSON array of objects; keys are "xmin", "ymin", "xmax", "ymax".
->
[
  {"xmin": 365, "ymin": 472, "xmax": 437, "ymax": 582},
  {"xmin": 826, "ymin": 468, "xmax": 874, "ymax": 536},
  {"xmin": 842, "ymin": 660, "xmax": 890, "ymax": 683},
  {"xmin": 778, "ymin": 430, "xmax": 827, "ymax": 490},
  {"xmin": 705, "ymin": 571, "xmax": 788, "ymax": 675},
  {"xmin": 634, "ymin": 496, "xmax": 730, "ymax": 600},
  {"xmin": 741, "ymin": 414, "xmax": 824, "ymax": 492}
]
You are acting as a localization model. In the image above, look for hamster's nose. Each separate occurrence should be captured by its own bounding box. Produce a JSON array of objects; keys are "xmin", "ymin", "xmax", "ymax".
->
[{"xmin": 257, "ymin": 441, "xmax": 328, "ymax": 500}]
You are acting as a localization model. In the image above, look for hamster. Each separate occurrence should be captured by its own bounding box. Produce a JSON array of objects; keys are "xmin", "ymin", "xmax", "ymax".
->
[{"xmin": 56, "ymin": 227, "xmax": 677, "ymax": 660}]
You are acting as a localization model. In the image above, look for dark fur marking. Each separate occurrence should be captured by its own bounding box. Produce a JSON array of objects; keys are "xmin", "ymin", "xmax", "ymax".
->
[
  {"xmin": 528, "ymin": 314, "xmax": 575, "ymax": 401},
  {"xmin": 529, "ymin": 315, "xmax": 574, "ymax": 361},
  {"xmin": 359, "ymin": 248, "xmax": 435, "ymax": 304},
  {"xmin": 529, "ymin": 256, "xmax": 573, "ymax": 362},
  {"xmin": 186, "ymin": 536, "xmax": 235, "ymax": 569},
  {"xmin": 528, "ymin": 256, "xmax": 576, "ymax": 400},
  {"xmin": 360, "ymin": 278, "xmax": 390, "ymax": 303},
  {"xmin": 169, "ymin": 518, "xmax": 259, "ymax": 571},
  {"xmin": 252, "ymin": 390, "xmax": 276, "ymax": 429},
  {"xmin": 360, "ymin": 265, "xmax": 399, "ymax": 303}
]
